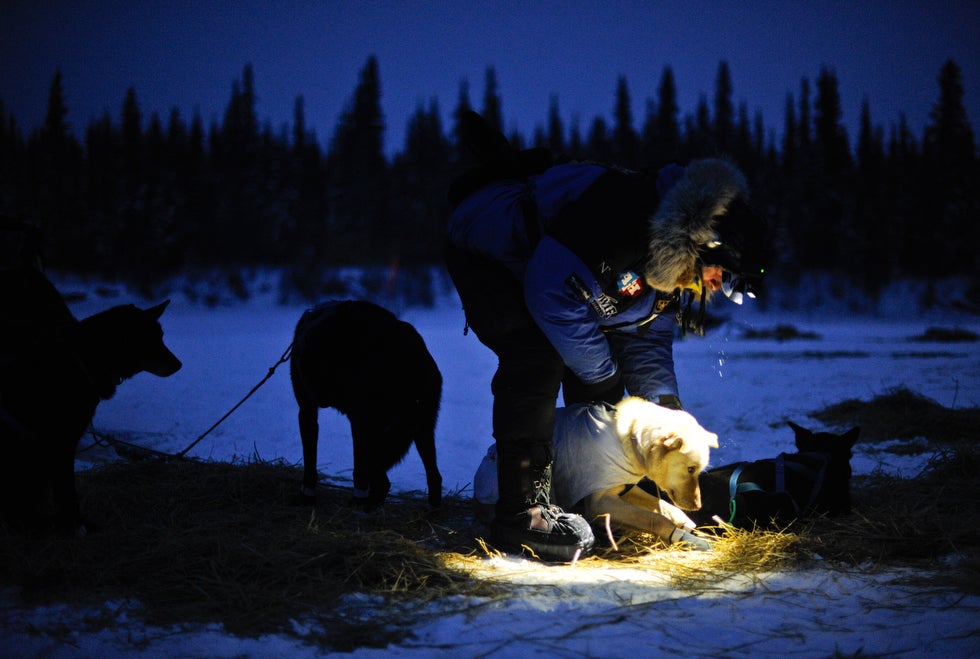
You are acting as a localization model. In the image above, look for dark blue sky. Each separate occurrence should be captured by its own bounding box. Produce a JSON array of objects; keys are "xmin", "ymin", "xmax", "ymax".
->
[{"xmin": 3, "ymin": 1, "xmax": 978, "ymax": 158}]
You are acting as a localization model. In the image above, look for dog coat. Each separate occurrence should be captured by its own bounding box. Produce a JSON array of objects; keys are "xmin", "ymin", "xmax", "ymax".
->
[{"xmin": 552, "ymin": 403, "xmax": 647, "ymax": 509}]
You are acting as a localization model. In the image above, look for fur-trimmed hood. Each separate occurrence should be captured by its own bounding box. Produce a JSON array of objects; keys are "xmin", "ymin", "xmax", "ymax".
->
[{"xmin": 644, "ymin": 159, "xmax": 749, "ymax": 292}]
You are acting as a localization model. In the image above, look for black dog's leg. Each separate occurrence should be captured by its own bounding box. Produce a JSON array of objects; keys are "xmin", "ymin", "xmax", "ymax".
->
[
  {"xmin": 350, "ymin": 416, "xmax": 391, "ymax": 510},
  {"xmin": 51, "ymin": 443, "xmax": 82, "ymax": 535},
  {"xmin": 368, "ymin": 472, "xmax": 391, "ymax": 509},
  {"xmin": 414, "ymin": 430, "xmax": 442, "ymax": 508},
  {"xmin": 297, "ymin": 404, "xmax": 319, "ymax": 504}
]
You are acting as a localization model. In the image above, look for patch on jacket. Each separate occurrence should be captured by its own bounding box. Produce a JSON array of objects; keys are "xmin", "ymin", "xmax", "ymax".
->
[
  {"xmin": 565, "ymin": 273, "xmax": 619, "ymax": 318},
  {"xmin": 654, "ymin": 292, "xmax": 678, "ymax": 313},
  {"xmin": 590, "ymin": 294, "xmax": 619, "ymax": 318},
  {"xmin": 567, "ymin": 272, "xmax": 660, "ymax": 319},
  {"xmin": 565, "ymin": 273, "xmax": 593, "ymax": 301},
  {"xmin": 617, "ymin": 270, "xmax": 644, "ymax": 298}
]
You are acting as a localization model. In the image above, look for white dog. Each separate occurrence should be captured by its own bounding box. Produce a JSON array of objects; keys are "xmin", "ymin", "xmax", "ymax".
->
[{"xmin": 474, "ymin": 397, "xmax": 719, "ymax": 549}]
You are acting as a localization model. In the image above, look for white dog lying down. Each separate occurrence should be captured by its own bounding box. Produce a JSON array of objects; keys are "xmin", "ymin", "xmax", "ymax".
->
[{"xmin": 474, "ymin": 397, "xmax": 718, "ymax": 549}]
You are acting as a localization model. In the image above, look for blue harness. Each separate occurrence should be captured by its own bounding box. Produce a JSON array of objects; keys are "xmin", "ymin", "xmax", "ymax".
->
[{"xmin": 726, "ymin": 452, "xmax": 830, "ymax": 524}]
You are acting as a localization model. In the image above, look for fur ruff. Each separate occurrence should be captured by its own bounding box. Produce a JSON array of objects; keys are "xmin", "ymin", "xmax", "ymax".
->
[{"xmin": 644, "ymin": 158, "xmax": 749, "ymax": 292}]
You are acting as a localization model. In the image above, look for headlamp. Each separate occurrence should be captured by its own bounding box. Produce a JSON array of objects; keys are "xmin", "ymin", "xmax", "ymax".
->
[
  {"xmin": 721, "ymin": 271, "xmax": 758, "ymax": 305},
  {"xmin": 697, "ymin": 196, "xmax": 770, "ymax": 305}
]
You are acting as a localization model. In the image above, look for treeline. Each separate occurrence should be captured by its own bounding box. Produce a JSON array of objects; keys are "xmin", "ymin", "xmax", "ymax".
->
[{"xmin": 0, "ymin": 56, "xmax": 977, "ymax": 300}]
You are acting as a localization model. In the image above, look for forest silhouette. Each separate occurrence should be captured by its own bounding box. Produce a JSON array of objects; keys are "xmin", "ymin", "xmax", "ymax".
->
[{"xmin": 1, "ymin": 56, "xmax": 976, "ymax": 305}]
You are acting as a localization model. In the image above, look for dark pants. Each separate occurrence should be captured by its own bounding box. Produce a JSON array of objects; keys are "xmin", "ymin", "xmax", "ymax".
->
[{"xmin": 444, "ymin": 244, "xmax": 565, "ymax": 514}]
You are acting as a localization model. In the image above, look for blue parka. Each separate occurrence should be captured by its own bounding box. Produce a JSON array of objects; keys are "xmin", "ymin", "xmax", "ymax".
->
[{"xmin": 448, "ymin": 162, "xmax": 685, "ymax": 401}]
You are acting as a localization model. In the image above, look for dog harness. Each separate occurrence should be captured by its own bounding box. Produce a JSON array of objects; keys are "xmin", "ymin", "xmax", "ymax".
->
[{"xmin": 726, "ymin": 452, "xmax": 830, "ymax": 524}]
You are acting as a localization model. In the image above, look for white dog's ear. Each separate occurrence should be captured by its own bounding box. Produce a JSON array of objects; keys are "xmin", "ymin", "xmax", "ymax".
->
[
  {"xmin": 705, "ymin": 431, "xmax": 719, "ymax": 449},
  {"xmin": 615, "ymin": 396, "xmax": 648, "ymax": 441},
  {"xmin": 662, "ymin": 435, "xmax": 684, "ymax": 451}
]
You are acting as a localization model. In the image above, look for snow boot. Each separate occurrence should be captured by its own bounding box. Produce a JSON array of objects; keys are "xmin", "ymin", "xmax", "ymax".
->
[{"xmin": 491, "ymin": 445, "xmax": 594, "ymax": 562}]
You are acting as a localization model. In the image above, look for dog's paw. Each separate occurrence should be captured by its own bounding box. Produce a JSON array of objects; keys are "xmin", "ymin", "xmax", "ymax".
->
[
  {"xmin": 349, "ymin": 481, "xmax": 390, "ymax": 512},
  {"xmin": 349, "ymin": 495, "xmax": 386, "ymax": 513},
  {"xmin": 670, "ymin": 528, "xmax": 714, "ymax": 551},
  {"xmin": 288, "ymin": 492, "xmax": 317, "ymax": 507},
  {"xmin": 289, "ymin": 484, "xmax": 318, "ymax": 507}
]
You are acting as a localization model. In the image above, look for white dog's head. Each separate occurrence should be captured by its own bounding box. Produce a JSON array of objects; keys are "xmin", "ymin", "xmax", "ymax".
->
[{"xmin": 615, "ymin": 396, "xmax": 719, "ymax": 511}]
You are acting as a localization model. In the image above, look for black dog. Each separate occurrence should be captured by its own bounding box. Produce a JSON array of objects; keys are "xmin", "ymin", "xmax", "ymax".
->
[
  {"xmin": 0, "ymin": 267, "xmax": 182, "ymax": 534},
  {"xmin": 689, "ymin": 422, "xmax": 860, "ymax": 530},
  {"xmin": 289, "ymin": 300, "xmax": 442, "ymax": 510}
]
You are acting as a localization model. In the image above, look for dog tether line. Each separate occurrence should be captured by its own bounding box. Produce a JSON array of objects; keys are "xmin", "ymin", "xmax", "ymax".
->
[{"xmin": 174, "ymin": 341, "xmax": 293, "ymax": 458}]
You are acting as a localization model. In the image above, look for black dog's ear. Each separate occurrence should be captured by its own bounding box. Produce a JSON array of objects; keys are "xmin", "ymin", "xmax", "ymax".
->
[
  {"xmin": 789, "ymin": 420, "xmax": 816, "ymax": 452},
  {"xmin": 842, "ymin": 427, "xmax": 861, "ymax": 447},
  {"xmin": 146, "ymin": 300, "xmax": 171, "ymax": 320},
  {"xmin": 787, "ymin": 420, "xmax": 810, "ymax": 438}
]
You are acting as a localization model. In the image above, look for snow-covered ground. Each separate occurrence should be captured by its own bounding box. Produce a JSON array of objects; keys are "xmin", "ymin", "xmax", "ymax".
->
[{"xmin": 2, "ymin": 274, "xmax": 979, "ymax": 657}]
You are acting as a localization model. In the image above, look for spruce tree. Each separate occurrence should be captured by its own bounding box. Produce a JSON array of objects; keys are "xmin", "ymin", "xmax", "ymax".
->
[
  {"xmin": 567, "ymin": 114, "xmax": 584, "ymax": 160},
  {"xmin": 713, "ymin": 61, "xmax": 734, "ymax": 155},
  {"xmin": 886, "ymin": 114, "xmax": 923, "ymax": 277},
  {"xmin": 327, "ymin": 55, "xmax": 387, "ymax": 265},
  {"xmin": 390, "ymin": 99, "xmax": 450, "ymax": 270},
  {"xmin": 546, "ymin": 94, "xmax": 565, "ymax": 156},
  {"xmin": 683, "ymin": 95, "xmax": 712, "ymax": 158},
  {"xmin": 288, "ymin": 94, "xmax": 329, "ymax": 282},
  {"xmin": 785, "ymin": 78, "xmax": 818, "ymax": 272},
  {"xmin": 451, "ymin": 78, "xmax": 474, "ymax": 166},
  {"xmin": 612, "ymin": 76, "xmax": 638, "ymax": 167},
  {"xmin": 209, "ymin": 64, "xmax": 264, "ymax": 266},
  {"xmin": 585, "ymin": 116, "xmax": 612, "ymax": 163},
  {"xmin": 481, "ymin": 67, "xmax": 503, "ymax": 134},
  {"xmin": 855, "ymin": 99, "xmax": 888, "ymax": 294},
  {"xmin": 922, "ymin": 59, "xmax": 978, "ymax": 278},
  {"xmin": 654, "ymin": 66, "xmax": 681, "ymax": 166},
  {"xmin": 32, "ymin": 71, "xmax": 84, "ymax": 270},
  {"xmin": 0, "ymin": 100, "xmax": 26, "ymax": 222},
  {"xmin": 121, "ymin": 87, "xmax": 143, "ymax": 199},
  {"xmin": 781, "ymin": 94, "xmax": 797, "ymax": 172},
  {"xmin": 83, "ymin": 111, "xmax": 119, "ymax": 274},
  {"xmin": 811, "ymin": 67, "xmax": 853, "ymax": 270}
]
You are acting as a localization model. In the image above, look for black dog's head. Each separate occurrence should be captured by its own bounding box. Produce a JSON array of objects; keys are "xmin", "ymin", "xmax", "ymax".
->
[
  {"xmin": 133, "ymin": 300, "xmax": 182, "ymax": 377},
  {"xmin": 79, "ymin": 300, "xmax": 182, "ymax": 387},
  {"xmin": 790, "ymin": 421, "xmax": 859, "ymax": 461},
  {"xmin": 789, "ymin": 421, "xmax": 860, "ymax": 515}
]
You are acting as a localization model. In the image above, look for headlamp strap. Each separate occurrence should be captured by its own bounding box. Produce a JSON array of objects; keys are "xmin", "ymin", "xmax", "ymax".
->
[
  {"xmin": 677, "ymin": 283, "xmax": 707, "ymax": 337},
  {"xmin": 695, "ymin": 285, "xmax": 706, "ymax": 336}
]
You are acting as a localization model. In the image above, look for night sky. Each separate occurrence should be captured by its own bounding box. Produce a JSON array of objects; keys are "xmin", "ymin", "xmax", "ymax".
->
[{"xmin": 3, "ymin": 1, "xmax": 978, "ymax": 157}]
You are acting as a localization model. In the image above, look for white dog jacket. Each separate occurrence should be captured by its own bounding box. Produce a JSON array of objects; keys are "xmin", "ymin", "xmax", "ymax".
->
[
  {"xmin": 552, "ymin": 404, "xmax": 647, "ymax": 509},
  {"xmin": 474, "ymin": 403, "xmax": 646, "ymax": 510}
]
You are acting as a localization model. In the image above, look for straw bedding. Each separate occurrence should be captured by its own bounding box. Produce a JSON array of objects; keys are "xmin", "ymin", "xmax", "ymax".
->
[
  {"xmin": 0, "ymin": 459, "xmax": 496, "ymax": 648},
  {"xmin": 1, "ymin": 387, "xmax": 977, "ymax": 646}
]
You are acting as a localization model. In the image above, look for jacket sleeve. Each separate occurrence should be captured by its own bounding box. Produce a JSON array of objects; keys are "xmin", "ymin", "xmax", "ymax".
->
[
  {"xmin": 523, "ymin": 236, "xmax": 618, "ymax": 385},
  {"xmin": 605, "ymin": 314, "xmax": 679, "ymax": 401}
]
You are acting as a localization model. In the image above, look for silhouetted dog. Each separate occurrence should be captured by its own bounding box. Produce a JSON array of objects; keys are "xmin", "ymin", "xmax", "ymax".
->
[
  {"xmin": 688, "ymin": 422, "xmax": 860, "ymax": 530},
  {"xmin": 0, "ymin": 267, "xmax": 182, "ymax": 534},
  {"xmin": 289, "ymin": 300, "xmax": 442, "ymax": 510}
]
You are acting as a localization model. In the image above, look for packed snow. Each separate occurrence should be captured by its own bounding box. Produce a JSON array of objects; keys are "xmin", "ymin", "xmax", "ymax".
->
[{"xmin": 2, "ymin": 273, "xmax": 978, "ymax": 657}]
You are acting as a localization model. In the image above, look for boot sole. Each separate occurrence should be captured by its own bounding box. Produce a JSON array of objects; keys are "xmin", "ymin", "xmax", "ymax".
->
[{"xmin": 491, "ymin": 525, "xmax": 595, "ymax": 563}]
